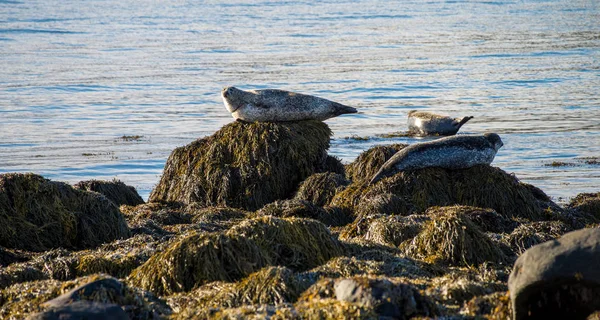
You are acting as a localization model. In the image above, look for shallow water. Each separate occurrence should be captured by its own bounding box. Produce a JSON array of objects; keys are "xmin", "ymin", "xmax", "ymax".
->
[{"xmin": 1, "ymin": 0, "xmax": 599, "ymax": 203}]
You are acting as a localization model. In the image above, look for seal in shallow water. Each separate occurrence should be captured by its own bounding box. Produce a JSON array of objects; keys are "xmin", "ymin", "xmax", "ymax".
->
[
  {"xmin": 407, "ymin": 110, "xmax": 473, "ymax": 136},
  {"xmin": 221, "ymin": 86, "xmax": 357, "ymax": 122},
  {"xmin": 369, "ymin": 133, "xmax": 504, "ymax": 184}
]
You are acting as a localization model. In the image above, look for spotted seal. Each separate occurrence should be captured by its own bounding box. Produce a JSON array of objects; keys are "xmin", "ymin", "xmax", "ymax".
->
[
  {"xmin": 407, "ymin": 110, "xmax": 473, "ymax": 136},
  {"xmin": 221, "ymin": 86, "xmax": 357, "ymax": 122},
  {"xmin": 369, "ymin": 133, "xmax": 503, "ymax": 184}
]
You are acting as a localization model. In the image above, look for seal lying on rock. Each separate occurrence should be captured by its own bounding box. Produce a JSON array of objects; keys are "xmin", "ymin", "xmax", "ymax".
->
[
  {"xmin": 407, "ymin": 110, "xmax": 473, "ymax": 136},
  {"xmin": 369, "ymin": 133, "xmax": 503, "ymax": 184},
  {"xmin": 222, "ymin": 86, "xmax": 357, "ymax": 122}
]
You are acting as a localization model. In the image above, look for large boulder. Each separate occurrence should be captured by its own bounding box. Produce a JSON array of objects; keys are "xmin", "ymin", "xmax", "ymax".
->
[
  {"xmin": 0, "ymin": 173, "xmax": 130, "ymax": 251},
  {"xmin": 148, "ymin": 120, "xmax": 332, "ymax": 211},
  {"xmin": 508, "ymin": 228, "xmax": 600, "ymax": 320}
]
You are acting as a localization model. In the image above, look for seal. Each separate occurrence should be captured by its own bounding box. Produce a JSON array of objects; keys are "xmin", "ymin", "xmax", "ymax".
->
[
  {"xmin": 221, "ymin": 86, "xmax": 357, "ymax": 122},
  {"xmin": 407, "ymin": 110, "xmax": 473, "ymax": 136},
  {"xmin": 369, "ymin": 133, "xmax": 503, "ymax": 184}
]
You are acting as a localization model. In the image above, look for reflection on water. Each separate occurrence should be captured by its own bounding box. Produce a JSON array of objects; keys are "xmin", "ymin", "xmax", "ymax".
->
[{"xmin": 1, "ymin": 0, "xmax": 599, "ymax": 202}]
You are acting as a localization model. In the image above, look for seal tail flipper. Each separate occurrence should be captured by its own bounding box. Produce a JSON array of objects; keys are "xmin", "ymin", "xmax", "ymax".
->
[
  {"xmin": 334, "ymin": 103, "xmax": 358, "ymax": 116},
  {"xmin": 455, "ymin": 116, "xmax": 474, "ymax": 129},
  {"xmin": 369, "ymin": 167, "xmax": 387, "ymax": 185}
]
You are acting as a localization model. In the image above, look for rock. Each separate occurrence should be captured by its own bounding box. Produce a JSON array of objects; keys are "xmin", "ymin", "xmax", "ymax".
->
[
  {"xmin": 508, "ymin": 228, "xmax": 600, "ymax": 320},
  {"xmin": 43, "ymin": 277, "xmax": 124, "ymax": 308},
  {"xmin": 334, "ymin": 277, "xmax": 438, "ymax": 319},
  {"xmin": 0, "ymin": 173, "xmax": 130, "ymax": 251},
  {"xmin": 74, "ymin": 179, "xmax": 144, "ymax": 206},
  {"xmin": 148, "ymin": 120, "xmax": 331, "ymax": 211},
  {"xmin": 27, "ymin": 301, "xmax": 128, "ymax": 320}
]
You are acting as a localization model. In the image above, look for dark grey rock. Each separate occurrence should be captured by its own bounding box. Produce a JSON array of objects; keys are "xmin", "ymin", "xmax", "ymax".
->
[
  {"xmin": 27, "ymin": 300, "xmax": 128, "ymax": 320},
  {"xmin": 45, "ymin": 277, "xmax": 124, "ymax": 308},
  {"xmin": 508, "ymin": 228, "xmax": 600, "ymax": 320},
  {"xmin": 334, "ymin": 277, "xmax": 437, "ymax": 319}
]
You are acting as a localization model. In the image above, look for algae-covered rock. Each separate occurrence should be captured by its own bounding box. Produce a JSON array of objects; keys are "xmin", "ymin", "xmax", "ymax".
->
[
  {"xmin": 28, "ymin": 300, "xmax": 129, "ymax": 320},
  {"xmin": 294, "ymin": 172, "xmax": 350, "ymax": 207},
  {"xmin": 255, "ymin": 199, "xmax": 351, "ymax": 227},
  {"xmin": 168, "ymin": 266, "xmax": 308, "ymax": 319},
  {"xmin": 332, "ymin": 164, "xmax": 545, "ymax": 220},
  {"xmin": 129, "ymin": 216, "xmax": 344, "ymax": 296},
  {"xmin": 509, "ymin": 228, "xmax": 600, "ymax": 320},
  {"xmin": 0, "ymin": 173, "xmax": 130, "ymax": 251},
  {"xmin": 505, "ymin": 220, "xmax": 573, "ymax": 255},
  {"xmin": 568, "ymin": 192, "xmax": 600, "ymax": 219},
  {"xmin": 0, "ymin": 274, "xmax": 168, "ymax": 319},
  {"xmin": 403, "ymin": 207, "xmax": 509, "ymax": 267},
  {"xmin": 74, "ymin": 179, "xmax": 144, "ymax": 206},
  {"xmin": 148, "ymin": 120, "xmax": 332, "ymax": 210},
  {"xmin": 345, "ymin": 144, "xmax": 408, "ymax": 182},
  {"xmin": 340, "ymin": 214, "xmax": 428, "ymax": 248}
]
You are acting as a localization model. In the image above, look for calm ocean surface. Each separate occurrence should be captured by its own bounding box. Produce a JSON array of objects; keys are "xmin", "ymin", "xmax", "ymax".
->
[{"xmin": 1, "ymin": 0, "xmax": 599, "ymax": 203}]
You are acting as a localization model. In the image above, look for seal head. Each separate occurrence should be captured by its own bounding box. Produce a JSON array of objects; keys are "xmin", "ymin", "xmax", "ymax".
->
[
  {"xmin": 221, "ymin": 86, "xmax": 357, "ymax": 122},
  {"xmin": 369, "ymin": 133, "xmax": 504, "ymax": 185},
  {"xmin": 407, "ymin": 110, "xmax": 474, "ymax": 136}
]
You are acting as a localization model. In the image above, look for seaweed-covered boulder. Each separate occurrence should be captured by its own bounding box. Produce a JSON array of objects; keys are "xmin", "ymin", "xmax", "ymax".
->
[
  {"xmin": 505, "ymin": 221, "xmax": 573, "ymax": 255},
  {"xmin": 255, "ymin": 199, "xmax": 351, "ymax": 227},
  {"xmin": 148, "ymin": 121, "xmax": 331, "ymax": 211},
  {"xmin": 331, "ymin": 164, "xmax": 546, "ymax": 220},
  {"xmin": 294, "ymin": 172, "xmax": 350, "ymax": 207},
  {"xmin": 508, "ymin": 228, "xmax": 600, "ymax": 320},
  {"xmin": 340, "ymin": 214, "xmax": 429, "ymax": 247},
  {"xmin": 568, "ymin": 192, "xmax": 600, "ymax": 219},
  {"xmin": 74, "ymin": 179, "xmax": 144, "ymax": 206},
  {"xmin": 345, "ymin": 144, "xmax": 408, "ymax": 182},
  {"xmin": 403, "ymin": 207, "xmax": 509, "ymax": 267},
  {"xmin": 0, "ymin": 173, "xmax": 130, "ymax": 251},
  {"xmin": 129, "ymin": 216, "xmax": 344, "ymax": 296}
]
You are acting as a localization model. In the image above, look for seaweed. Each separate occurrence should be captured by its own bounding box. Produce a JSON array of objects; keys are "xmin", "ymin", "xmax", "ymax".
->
[
  {"xmin": 255, "ymin": 199, "xmax": 351, "ymax": 227},
  {"xmin": 148, "ymin": 120, "xmax": 332, "ymax": 211},
  {"xmin": 403, "ymin": 207, "xmax": 509, "ymax": 267},
  {"xmin": 0, "ymin": 173, "xmax": 130, "ymax": 252},
  {"xmin": 294, "ymin": 172, "xmax": 350, "ymax": 207}
]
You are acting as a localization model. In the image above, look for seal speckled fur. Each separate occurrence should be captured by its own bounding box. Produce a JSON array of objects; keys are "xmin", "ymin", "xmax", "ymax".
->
[
  {"xmin": 407, "ymin": 110, "xmax": 473, "ymax": 136},
  {"xmin": 222, "ymin": 87, "xmax": 357, "ymax": 122},
  {"xmin": 369, "ymin": 133, "xmax": 504, "ymax": 184}
]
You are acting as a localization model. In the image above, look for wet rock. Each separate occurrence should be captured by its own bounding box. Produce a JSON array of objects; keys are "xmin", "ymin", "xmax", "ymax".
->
[
  {"xmin": 333, "ymin": 277, "xmax": 438, "ymax": 319},
  {"xmin": 509, "ymin": 227, "xmax": 600, "ymax": 320},
  {"xmin": 74, "ymin": 179, "xmax": 144, "ymax": 206},
  {"xmin": 294, "ymin": 172, "xmax": 350, "ymax": 207},
  {"xmin": 0, "ymin": 173, "xmax": 130, "ymax": 251},
  {"xmin": 27, "ymin": 300, "xmax": 128, "ymax": 320},
  {"xmin": 148, "ymin": 121, "xmax": 331, "ymax": 211}
]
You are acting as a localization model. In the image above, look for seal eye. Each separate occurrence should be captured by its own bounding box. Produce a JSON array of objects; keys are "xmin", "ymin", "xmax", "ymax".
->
[{"xmin": 222, "ymin": 87, "xmax": 231, "ymax": 98}]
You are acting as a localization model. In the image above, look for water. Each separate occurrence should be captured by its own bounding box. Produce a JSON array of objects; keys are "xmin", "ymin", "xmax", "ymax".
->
[{"xmin": 1, "ymin": 0, "xmax": 599, "ymax": 204}]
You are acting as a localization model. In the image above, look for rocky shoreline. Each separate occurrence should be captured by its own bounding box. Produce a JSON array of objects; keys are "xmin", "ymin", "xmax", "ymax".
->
[{"xmin": 1, "ymin": 120, "xmax": 599, "ymax": 319}]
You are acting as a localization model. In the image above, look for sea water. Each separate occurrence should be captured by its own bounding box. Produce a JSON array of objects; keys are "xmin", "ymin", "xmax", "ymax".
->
[{"xmin": 1, "ymin": 0, "xmax": 599, "ymax": 203}]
